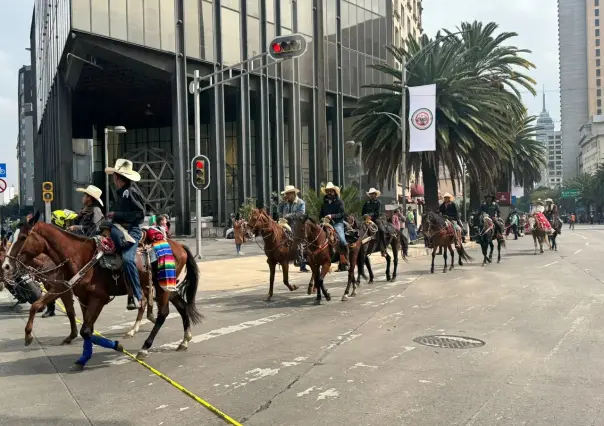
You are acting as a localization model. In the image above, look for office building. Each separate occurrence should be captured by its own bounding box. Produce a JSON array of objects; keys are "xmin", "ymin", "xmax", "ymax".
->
[
  {"xmin": 17, "ymin": 65, "xmax": 35, "ymax": 207},
  {"xmin": 578, "ymin": 115, "xmax": 604, "ymax": 174},
  {"xmin": 30, "ymin": 0, "xmax": 404, "ymax": 233},
  {"xmin": 393, "ymin": 0, "xmax": 422, "ymax": 45},
  {"xmin": 558, "ymin": 0, "xmax": 589, "ymax": 180},
  {"xmin": 536, "ymin": 93, "xmax": 563, "ymax": 188}
]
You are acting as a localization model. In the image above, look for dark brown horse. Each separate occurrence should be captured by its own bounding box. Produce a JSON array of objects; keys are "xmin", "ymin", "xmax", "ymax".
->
[
  {"xmin": 357, "ymin": 215, "xmax": 407, "ymax": 283},
  {"xmin": 6, "ymin": 214, "xmax": 201, "ymax": 369},
  {"xmin": 302, "ymin": 217, "xmax": 334, "ymax": 305},
  {"xmin": 421, "ymin": 211, "xmax": 473, "ymax": 273},
  {"xmin": 247, "ymin": 208, "xmax": 302, "ymax": 301},
  {"xmin": 341, "ymin": 215, "xmax": 375, "ymax": 301}
]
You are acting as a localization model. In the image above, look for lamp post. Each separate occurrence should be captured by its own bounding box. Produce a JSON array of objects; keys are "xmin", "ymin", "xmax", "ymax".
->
[
  {"xmin": 104, "ymin": 125, "xmax": 127, "ymax": 209},
  {"xmin": 346, "ymin": 140, "xmax": 363, "ymax": 199}
]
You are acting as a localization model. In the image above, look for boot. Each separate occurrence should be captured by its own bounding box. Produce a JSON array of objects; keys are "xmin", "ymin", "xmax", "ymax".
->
[{"xmin": 42, "ymin": 302, "xmax": 56, "ymax": 318}]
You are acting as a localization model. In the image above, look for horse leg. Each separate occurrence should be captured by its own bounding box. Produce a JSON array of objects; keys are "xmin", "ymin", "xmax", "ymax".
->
[
  {"xmin": 540, "ymin": 236, "xmax": 545, "ymax": 254},
  {"xmin": 137, "ymin": 290, "xmax": 171, "ymax": 359},
  {"xmin": 497, "ymin": 240, "xmax": 502, "ymax": 263},
  {"xmin": 266, "ymin": 261, "xmax": 276, "ymax": 301},
  {"xmin": 533, "ymin": 235, "xmax": 538, "ymax": 255},
  {"xmin": 391, "ymin": 241, "xmax": 399, "ymax": 281},
  {"xmin": 385, "ymin": 253, "xmax": 392, "ymax": 281},
  {"xmin": 169, "ymin": 293, "xmax": 192, "ymax": 351},
  {"xmin": 366, "ymin": 256, "xmax": 374, "ymax": 284},
  {"xmin": 313, "ymin": 266, "xmax": 322, "ymax": 305},
  {"xmin": 431, "ymin": 247, "xmax": 436, "ymax": 273},
  {"xmin": 319, "ymin": 263, "xmax": 331, "ymax": 301},
  {"xmin": 306, "ymin": 274, "xmax": 314, "ymax": 296},
  {"xmin": 125, "ymin": 303, "xmax": 146, "ymax": 339},
  {"xmin": 73, "ymin": 297, "xmax": 117, "ymax": 371},
  {"xmin": 448, "ymin": 245, "xmax": 455, "ymax": 271},
  {"xmin": 24, "ymin": 291, "xmax": 57, "ymax": 346},
  {"xmin": 59, "ymin": 291, "xmax": 78, "ymax": 345},
  {"xmin": 442, "ymin": 247, "xmax": 448, "ymax": 273},
  {"xmin": 281, "ymin": 261, "xmax": 298, "ymax": 292},
  {"xmin": 488, "ymin": 240, "xmax": 494, "ymax": 263},
  {"xmin": 481, "ymin": 241, "xmax": 488, "ymax": 266}
]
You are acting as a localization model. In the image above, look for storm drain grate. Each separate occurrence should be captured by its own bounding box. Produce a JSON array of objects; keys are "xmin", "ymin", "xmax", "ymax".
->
[{"xmin": 413, "ymin": 335, "xmax": 486, "ymax": 349}]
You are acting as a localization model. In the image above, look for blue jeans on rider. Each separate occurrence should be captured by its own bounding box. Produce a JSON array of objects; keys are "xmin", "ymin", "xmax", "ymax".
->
[
  {"xmin": 333, "ymin": 222, "xmax": 347, "ymax": 250},
  {"xmin": 110, "ymin": 224, "xmax": 142, "ymax": 303}
]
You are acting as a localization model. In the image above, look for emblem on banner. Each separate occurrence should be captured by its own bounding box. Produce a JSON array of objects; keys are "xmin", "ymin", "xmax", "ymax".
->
[{"xmin": 411, "ymin": 108, "xmax": 434, "ymax": 130}]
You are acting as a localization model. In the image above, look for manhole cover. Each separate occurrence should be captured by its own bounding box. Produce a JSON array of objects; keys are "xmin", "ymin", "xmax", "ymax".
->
[{"xmin": 413, "ymin": 335, "xmax": 485, "ymax": 349}]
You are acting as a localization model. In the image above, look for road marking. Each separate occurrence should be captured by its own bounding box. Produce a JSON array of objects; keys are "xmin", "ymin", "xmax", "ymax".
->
[
  {"xmin": 155, "ymin": 313, "xmax": 290, "ymax": 351},
  {"xmin": 586, "ymin": 242, "xmax": 590, "ymax": 246},
  {"xmin": 538, "ymin": 261, "xmax": 558, "ymax": 268},
  {"xmin": 573, "ymin": 249, "xmax": 583, "ymax": 255},
  {"xmin": 576, "ymin": 233, "xmax": 588, "ymax": 240}
]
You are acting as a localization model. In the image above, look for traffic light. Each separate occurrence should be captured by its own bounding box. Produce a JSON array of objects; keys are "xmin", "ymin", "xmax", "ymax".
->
[
  {"xmin": 268, "ymin": 34, "xmax": 308, "ymax": 60},
  {"xmin": 191, "ymin": 155, "xmax": 210, "ymax": 190},
  {"xmin": 42, "ymin": 181, "xmax": 53, "ymax": 203}
]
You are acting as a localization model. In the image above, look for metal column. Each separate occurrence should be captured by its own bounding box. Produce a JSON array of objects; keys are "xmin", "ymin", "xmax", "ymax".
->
[
  {"xmin": 333, "ymin": 0, "xmax": 345, "ymax": 186},
  {"xmin": 313, "ymin": 0, "xmax": 328, "ymax": 186},
  {"xmin": 272, "ymin": 0, "xmax": 285, "ymax": 191},
  {"xmin": 258, "ymin": 0, "xmax": 272, "ymax": 206}
]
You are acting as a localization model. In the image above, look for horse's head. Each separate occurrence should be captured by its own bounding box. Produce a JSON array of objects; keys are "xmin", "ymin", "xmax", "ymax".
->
[
  {"xmin": 247, "ymin": 208, "xmax": 270, "ymax": 234},
  {"xmin": 3, "ymin": 212, "xmax": 45, "ymax": 276}
]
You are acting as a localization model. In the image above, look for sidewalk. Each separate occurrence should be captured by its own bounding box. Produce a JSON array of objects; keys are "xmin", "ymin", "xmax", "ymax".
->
[{"xmin": 196, "ymin": 242, "xmax": 475, "ymax": 292}]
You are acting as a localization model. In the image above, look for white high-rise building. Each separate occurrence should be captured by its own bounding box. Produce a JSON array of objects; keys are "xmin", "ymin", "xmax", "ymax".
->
[{"xmin": 536, "ymin": 92, "xmax": 563, "ymax": 188}]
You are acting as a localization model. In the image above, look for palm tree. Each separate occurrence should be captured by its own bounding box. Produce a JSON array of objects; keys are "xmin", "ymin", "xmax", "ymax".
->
[
  {"xmin": 563, "ymin": 173, "xmax": 598, "ymax": 211},
  {"xmin": 352, "ymin": 21, "xmax": 536, "ymax": 210}
]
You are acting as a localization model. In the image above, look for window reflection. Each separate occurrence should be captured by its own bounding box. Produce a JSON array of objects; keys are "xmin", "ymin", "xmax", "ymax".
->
[
  {"xmin": 201, "ymin": 1, "xmax": 214, "ymax": 61},
  {"xmin": 127, "ymin": 0, "xmax": 144, "ymax": 45},
  {"xmin": 247, "ymin": 0, "xmax": 259, "ymax": 18},
  {"xmin": 110, "ymin": 0, "xmax": 128, "ymax": 41},
  {"xmin": 266, "ymin": 0, "xmax": 275, "ymax": 23},
  {"xmin": 281, "ymin": 0, "xmax": 292, "ymax": 29},
  {"xmin": 222, "ymin": 8, "xmax": 241, "ymax": 65},
  {"xmin": 247, "ymin": 16, "xmax": 260, "ymax": 59},
  {"xmin": 222, "ymin": 0, "xmax": 239, "ymax": 11},
  {"xmin": 298, "ymin": 0, "xmax": 313, "ymax": 35}
]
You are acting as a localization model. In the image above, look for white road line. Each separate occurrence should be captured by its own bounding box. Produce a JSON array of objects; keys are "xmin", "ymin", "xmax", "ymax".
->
[
  {"xmin": 573, "ymin": 249, "xmax": 583, "ymax": 255},
  {"xmin": 538, "ymin": 261, "xmax": 558, "ymax": 269},
  {"xmin": 154, "ymin": 313, "xmax": 290, "ymax": 351},
  {"xmin": 576, "ymin": 233, "xmax": 588, "ymax": 240}
]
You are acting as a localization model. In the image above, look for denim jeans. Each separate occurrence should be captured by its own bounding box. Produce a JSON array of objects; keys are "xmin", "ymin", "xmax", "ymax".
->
[
  {"xmin": 110, "ymin": 224, "xmax": 142, "ymax": 302},
  {"xmin": 333, "ymin": 222, "xmax": 347, "ymax": 249}
]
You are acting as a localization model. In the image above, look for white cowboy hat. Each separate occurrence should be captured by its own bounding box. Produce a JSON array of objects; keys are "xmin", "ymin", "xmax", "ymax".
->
[
  {"xmin": 366, "ymin": 188, "xmax": 382, "ymax": 197},
  {"xmin": 281, "ymin": 185, "xmax": 300, "ymax": 195},
  {"xmin": 443, "ymin": 192, "xmax": 453, "ymax": 199},
  {"xmin": 321, "ymin": 182, "xmax": 341, "ymax": 196},
  {"xmin": 76, "ymin": 185, "xmax": 104, "ymax": 207},
  {"xmin": 545, "ymin": 198, "xmax": 553, "ymax": 203},
  {"xmin": 105, "ymin": 159, "xmax": 141, "ymax": 182}
]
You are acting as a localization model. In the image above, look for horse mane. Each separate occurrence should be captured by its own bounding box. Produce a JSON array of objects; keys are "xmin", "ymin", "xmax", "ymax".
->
[
  {"xmin": 428, "ymin": 211, "xmax": 447, "ymax": 227},
  {"xmin": 34, "ymin": 222, "xmax": 91, "ymax": 242}
]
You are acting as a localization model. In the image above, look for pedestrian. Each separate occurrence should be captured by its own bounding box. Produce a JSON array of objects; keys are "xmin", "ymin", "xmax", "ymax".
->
[
  {"xmin": 406, "ymin": 206, "xmax": 417, "ymax": 243},
  {"xmin": 569, "ymin": 213, "xmax": 576, "ymax": 230},
  {"xmin": 233, "ymin": 213, "xmax": 246, "ymax": 256},
  {"xmin": 67, "ymin": 185, "xmax": 105, "ymax": 236}
]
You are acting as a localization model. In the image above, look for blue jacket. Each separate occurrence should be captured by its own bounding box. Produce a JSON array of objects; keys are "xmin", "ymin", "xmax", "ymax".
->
[{"xmin": 279, "ymin": 197, "xmax": 306, "ymax": 220}]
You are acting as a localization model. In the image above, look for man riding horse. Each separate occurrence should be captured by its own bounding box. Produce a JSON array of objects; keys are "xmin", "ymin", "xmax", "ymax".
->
[
  {"xmin": 319, "ymin": 182, "xmax": 349, "ymax": 270},
  {"xmin": 480, "ymin": 194, "xmax": 504, "ymax": 236},
  {"xmin": 438, "ymin": 193, "xmax": 463, "ymax": 246},
  {"xmin": 278, "ymin": 185, "xmax": 308, "ymax": 272},
  {"xmin": 544, "ymin": 198, "xmax": 561, "ymax": 235},
  {"xmin": 530, "ymin": 199, "xmax": 554, "ymax": 234},
  {"xmin": 361, "ymin": 188, "xmax": 388, "ymax": 254}
]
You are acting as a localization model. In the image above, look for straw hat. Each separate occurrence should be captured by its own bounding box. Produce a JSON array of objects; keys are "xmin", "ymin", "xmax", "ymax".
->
[
  {"xmin": 76, "ymin": 185, "xmax": 104, "ymax": 206},
  {"xmin": 443, "ymin": 192, "xmax": 453, "ymax": 199},
  {"xmin": 321, "ymin": 182, "xmax": 341, "ymax": 196},
  {"xmin": 105, "ymin": 159, "xmax": 141, "ymax": 182},
  {"xmin": 545, "ymin": 198, "xmax": 553, "ymax": 203},
  {"xmin": 366, "ymin": 188, "xmax": 382, "ymax": 197},
  {"xmin": 281, "ymin": 185, "xmax": 300, "ymax": 195}
]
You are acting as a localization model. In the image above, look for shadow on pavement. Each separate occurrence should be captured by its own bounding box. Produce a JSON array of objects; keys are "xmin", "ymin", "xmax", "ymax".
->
[
  {"xmin": 0, "ymin": 416, "xmax": 135, "ymax": 426},
  {"xmin": 0, "ymin": 352, "xmax": 118, "ymax": 377}
]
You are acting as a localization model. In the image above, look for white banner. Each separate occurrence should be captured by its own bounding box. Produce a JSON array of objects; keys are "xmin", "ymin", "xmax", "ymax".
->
[{"xmin": 408, "ymin": 84, "xmax": 436, "ymax": 152}]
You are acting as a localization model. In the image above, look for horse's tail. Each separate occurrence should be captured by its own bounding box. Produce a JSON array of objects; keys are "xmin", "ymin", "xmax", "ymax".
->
[
  {"xmin": 182, "ymin": 244, "xmax": 203, "ymax": 325},
  {"xmin": 457, "ymin": 244, "xmax": 473, "ymax": 262}
]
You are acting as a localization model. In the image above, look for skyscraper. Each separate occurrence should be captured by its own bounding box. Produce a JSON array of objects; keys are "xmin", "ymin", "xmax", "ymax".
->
[
  {"xmin": 558, "ymin": 0, "xmax": 589, "ymax": 179},
  {"xmin": 17, "ymin": 65, "xmax": 35, "ymax": 206},
  {"xmin": 537, "ymin": 92, "xmax": 564, "ymax": 188}
]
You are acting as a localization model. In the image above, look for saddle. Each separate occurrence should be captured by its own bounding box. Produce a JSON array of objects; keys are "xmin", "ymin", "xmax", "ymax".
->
[
  {"xmin": 320, "ymin": 218, "xmax": 338, "ymax": 248},
  {"xmin": 96, "ymin": 222, "xmax": 158, "ymax": 272}
]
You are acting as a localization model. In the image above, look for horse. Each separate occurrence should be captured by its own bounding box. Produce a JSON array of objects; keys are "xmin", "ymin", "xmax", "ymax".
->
[
  {"xmin": 547, "ymin": 214, "xmax": 562, "ymax": 251},
  {"xmin": 247, "ymin": 208, "xmax": 303, "ymax": 301},
  {"xmin": 526, "ymin": 215, "xmax": 550, "ymax": 254},
  {"xmin": 5, "ymin": 213, "xmax": 201, "ymax": 368},
  {"xmin": 357, "ymin": 215, "xmax": 406, "ymax": 283},
  {"xmin": 421, "ymin": 211, "xmax": 473, "ymax": 273},
  {"xmin": 341, "ymin": 215, "xmax": 373, "ymax": 301},
  {"xmin": 301, "ymin": 216, "xmax": 334, "ymax": 305},
  {"xmin": 473, "ymin": 213, "xmax": 506, "ymax": 266}
]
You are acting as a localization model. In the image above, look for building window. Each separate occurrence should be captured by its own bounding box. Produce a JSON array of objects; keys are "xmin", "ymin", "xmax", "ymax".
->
[
  {"xmin": 598, "ymin": 69, "xmax": 601, "ymax": 76},
  {"xmin": 598, "ymin": 29, "xmax": 601, "ymax": 37},
  {"xmin": 597, "ymin": 9, "xmax": 600, "ymax": 16},
  {"xmin": 597, "ymin": 48, "xmax": 601, "ymax": 57},
  {"xmin": 598, "ymin": 99, "xmax": 602, "ymax": 107},
  {"xmin": 597, "ymin": 0, "xmax": 600, "ymax": 6},
  {"xmin": 597, "ymin": 18, "xmax": 600, "ymax": 26},
  {"xmin": 598, "ymin": 78, "xmax": 602, "ymax": 86},
  {"xmin": 598, "ymin": 89, "xmax": 602, "ymax": 96},
  {"xmin": 599, "ymin": 59, "xmax": 601, "ymax": 66},
  {"xmin": 598, "ymin": 39, "xmax": 601, "ymax": 46}
]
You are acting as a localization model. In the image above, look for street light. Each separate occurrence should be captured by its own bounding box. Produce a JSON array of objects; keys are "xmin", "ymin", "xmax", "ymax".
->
[
  {"xmin": 104, "ymin": 125, "xmax": 127, "ymax": 209},
  {"xmin": 346, "ymin": 140, "xmax": 363, "ymax": 199}
]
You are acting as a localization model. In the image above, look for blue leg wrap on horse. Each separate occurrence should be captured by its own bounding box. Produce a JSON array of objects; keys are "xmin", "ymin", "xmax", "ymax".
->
[
  {"xmin": 76, "ymin": 339, "xmax": 93, "ymax": 365},
  {"xmin": 91, "ymin": 334, "xmax": 118, "ymax": 350}
]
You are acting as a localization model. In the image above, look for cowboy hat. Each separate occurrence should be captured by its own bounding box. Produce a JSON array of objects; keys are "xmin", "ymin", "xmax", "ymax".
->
[
  {"xmin": 443, "ymin": 192, "xmax": 453, "ymax": 199},
  {"xmin": 545, "ymin": 198, "xmax": 553, "ymax": 203},
  {"xmin": 105, "ymin": 159, "xmax": 141, "ymax": 182},
  {"xmin": 281, "ymin": 185, "xmax": 300, "ymax": 195},
  {"xmin": 366, "ymin": 187, "xmax": 381, "ymax": 197},
  {"xmin": 76, "ymin": 185, "xmax": 104, "ymax": 207},
  {"xmin": 321, "ymin": 182, "xmax": 341, "ymax": 196}
]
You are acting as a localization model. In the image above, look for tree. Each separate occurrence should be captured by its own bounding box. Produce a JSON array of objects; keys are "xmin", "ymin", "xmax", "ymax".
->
[
  {"xmin": 302, "ymin": 186, "xmax": 365, "ymax": 220},
  {"xmin": 351, "ymin": 21, "xmax": 536, "ymax": 211}
]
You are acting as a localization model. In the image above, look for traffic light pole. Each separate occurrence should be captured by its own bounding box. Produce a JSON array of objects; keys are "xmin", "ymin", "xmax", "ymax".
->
[
  {"xmin": 193, "ymin": 70, "xmax": 203, "ymax": 261},
  {"xmin": 45, "ymin": 202, "xmax": 51, "ymax": 224}
]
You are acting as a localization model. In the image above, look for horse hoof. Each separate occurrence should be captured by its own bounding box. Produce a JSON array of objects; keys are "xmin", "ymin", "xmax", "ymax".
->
[
  {"xmin": 24, "ymin": 335, "xmax": 33, "ymax": 346},
  {"xmin": 313, "ymin": 300, "xmax": 321, "ymax": 306},
  {"xmin": 147, "ymin": 315, "xmax": 156, "ymax": 324},
  {"xmin": 307, "ymin": 288, "xmax": 312, "ymax": 296},
  {"xmin": 136, "ymin": 350, "xmax": 148, "ymax": 360},
  {"xmin": 71, "ymin": 363, "xmax": 85, "ymax": 372},
  {"xmin": 325, "ymin": 293, "xmax": 332, "ymax": 302},
  {"xmin": 497, "ymin": 260, "xmax": 501, "ymax": 263},
  {"xmin": 368, "ymin": 280, "xmax": 374, "ymax": 284},
  {"xmin": 386, "ymin": 276, "xmax": 391, "ymax": 282},
  {"xmin": 350, "ymin": 292, "xmax": 357, "ymax": 297},
  {"xmin": 124, "ymin": 332, "xmax": 135, "ymax": 339},
  {"xmin": 61, "ymin": 337, "xmax": 74, "ymax": 345},
  {"xmin": 176, "ymin": 344, "xmax": 188, "ymax": 352},
  {"xmin": 291, "ymin": 285, "xmax": 299, "ymax": 291},
  {"xmin": 264, "ymin": 296, "xmax": 272, "ymax": 302},
  {"xmin": 116, "ymin": 343, "xmax": 125, "ymax": 353},
  {"xmin": 430, "ymin": 270, "xmax": 435, "ymax": 274},
  {"xmin": 341, "ymin": 295, "xmax": 348, "ymax": 302}
]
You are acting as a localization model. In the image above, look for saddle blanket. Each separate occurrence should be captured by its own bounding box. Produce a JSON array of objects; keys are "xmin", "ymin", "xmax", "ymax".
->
[
  {"xmin": 147, "ymin": 228, "xmax": 177, "ymax": 292},
  {"xmin": 527, "ymin": 212, "xmax": 553, "ymax": 234}
]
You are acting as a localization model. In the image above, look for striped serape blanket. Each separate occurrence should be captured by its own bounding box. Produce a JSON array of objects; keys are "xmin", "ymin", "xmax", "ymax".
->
[{"xmin": 152, "ymin": 240, "xmax": 177, "ymax": 291}]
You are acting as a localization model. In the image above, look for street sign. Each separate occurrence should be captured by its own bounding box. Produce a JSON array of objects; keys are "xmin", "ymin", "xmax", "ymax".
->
[
  {"xmin": 561, "ymin": 189, "xmax": 579, "ymax": 198},
  {"xmin": 191, "ymin": 155, "xmax": 210, "ymax": 190},
  {"xmin": 0, "ymin": 179, "xmax": 7, "ymax": 194},
  {"xmin": 0, "ymin": 164, "xmax": 6, "ymax": 178}
]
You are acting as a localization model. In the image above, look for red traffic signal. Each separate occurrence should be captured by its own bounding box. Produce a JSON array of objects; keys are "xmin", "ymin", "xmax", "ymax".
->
[
  {"xmin": 196, "ymin": 160, "xmax": 204, "ymax": 169},
  {"xmin": 191, "ymin": 155, "xmax": 210, "ymax": 190},
  {"xmin": 268, "ymin": 34, "xmax": 308, "ymax": 60}
]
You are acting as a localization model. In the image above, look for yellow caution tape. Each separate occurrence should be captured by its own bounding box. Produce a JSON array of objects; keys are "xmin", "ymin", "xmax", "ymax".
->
[{"xmin": 40, "ymin": 293, "xmax": 242, "ymax": 426}]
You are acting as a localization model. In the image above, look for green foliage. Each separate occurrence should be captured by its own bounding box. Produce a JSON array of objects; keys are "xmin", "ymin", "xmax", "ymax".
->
[
  {"xmin": 302, "ymin": 185, "xmax": 365, "ymax": 220},
  {"xmin": 239, "ymin": 197, "xmax": 257, "ymax": 221}
]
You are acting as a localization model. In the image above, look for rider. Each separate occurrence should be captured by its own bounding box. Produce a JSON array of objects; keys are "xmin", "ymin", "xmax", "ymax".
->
[
  {"xmin": 438, "ymin": 193, "xmax": 462, "ymax": 246},
  {"xmin": 361, "ymin": 188, "xmax": 387, "ymax": 254},
  {"xmin": 279, "ymin": 185, "xmax": 308, "ymax": 273},
  {"xmin": 105, "ymin": 159, "xmax": 146, "ymax": 311},
  {"xmin": 531, "ymin": 199, "xmax": 553, "ymax": 234},
  {"xmin": 319, "ymin": 182, "xmax": 348, "ymax": 270},
  {"xmin": 67, "ymin": 185, "xmax": 105, "ymax": 236},
  {"xmin": 544, "ymin": 198, "xmax": 561, "ymax": 235},
  {"xmin": 480, "ymin": 194, "xmax": 503, "ymax": 236}
]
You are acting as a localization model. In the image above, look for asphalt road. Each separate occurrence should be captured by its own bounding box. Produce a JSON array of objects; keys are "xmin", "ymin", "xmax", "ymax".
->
[{"xmin": 2, "ymin": 225, "xmax": 604, "ymax": 425}]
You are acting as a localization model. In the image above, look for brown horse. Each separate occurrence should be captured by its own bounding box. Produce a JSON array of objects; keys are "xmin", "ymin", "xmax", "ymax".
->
[
  {"xmin": 421, "ymin": 211, "xmax": 473, "ymax": 273},
  {"xmin": 302, "ymin": 217, "xmax": 333, "ymax": 305},
  {"xmin": 6, "ymin": 214, "xmax": 201, "ymax": 368},
  {"xmin": 341, "ymin": 215, "xmax": 374, "ymax": 301},
  {"xmin": 247, "ymin": 208, "xmax": 303, "ymax": 301},
  {"xmin": 527, "ymin": 215, "xmax": 550, "ymax": 254}
]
